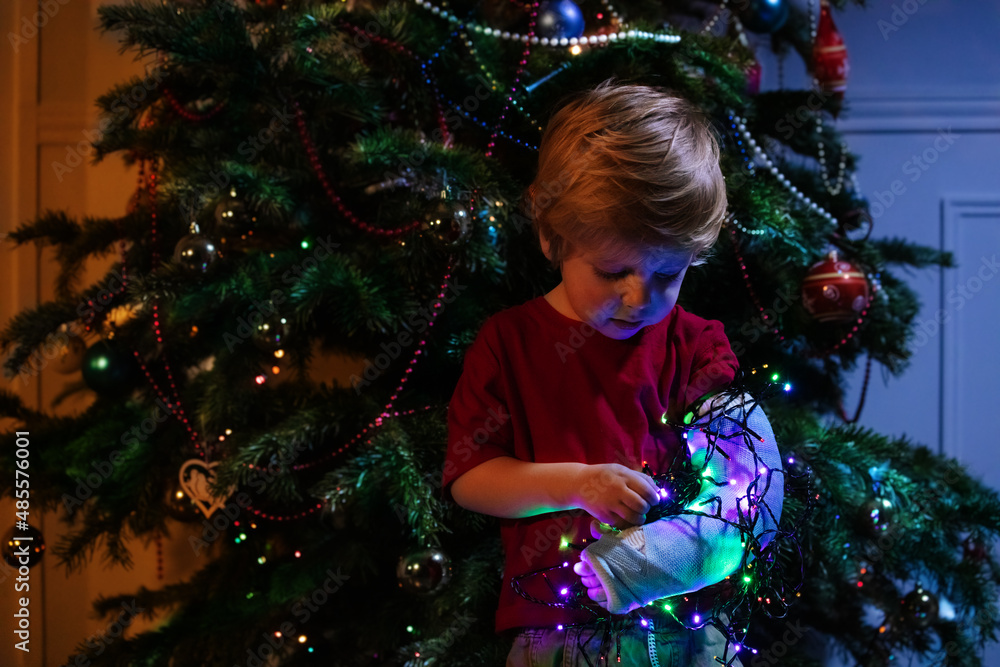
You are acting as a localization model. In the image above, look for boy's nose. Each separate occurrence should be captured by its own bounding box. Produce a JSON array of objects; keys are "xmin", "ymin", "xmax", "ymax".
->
[{"xmin": 620, "ymin": 275, "xmax": 652, "ymax": 310}]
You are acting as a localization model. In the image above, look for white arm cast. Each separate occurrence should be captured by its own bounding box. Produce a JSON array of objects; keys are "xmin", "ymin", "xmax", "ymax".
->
[{"xmin": 579, "ymin": 391, "xmax": 784, "ymax": 614}]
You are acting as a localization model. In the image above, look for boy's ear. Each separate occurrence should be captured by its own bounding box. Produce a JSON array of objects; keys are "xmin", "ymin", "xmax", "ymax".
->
[{"xmin": 538, "ymin": 229, "xmax": 553, "ymax": 261}]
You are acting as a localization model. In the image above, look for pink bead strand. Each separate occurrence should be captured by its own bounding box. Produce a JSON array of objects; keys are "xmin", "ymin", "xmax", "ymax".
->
[
  {"xmin": 729, "ymin": 226, "xmax": 785, "ymax": 342},
  {"xmin": 292, "ymin": 102, "xmax": 421, "ymax": 238},
  {"xmin": 485, "ymin": 1, "xmax": 538, "ymax": 159},
  {"xmin": 162, "ymin": 88, "xmax": 227, "ymax": 122},
  {"xmin": 380, "ymin": 266, "xmax": 453, "ymax": 419},
  {"xmin": 244, "ymin": 503, "xmax": 324, "ymax": 521}
]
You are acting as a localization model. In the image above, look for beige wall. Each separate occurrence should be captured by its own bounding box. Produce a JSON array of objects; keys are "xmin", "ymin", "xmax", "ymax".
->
[{"xmin": 1, "ymin": 2, "xmax": 204, "ymax": 665}]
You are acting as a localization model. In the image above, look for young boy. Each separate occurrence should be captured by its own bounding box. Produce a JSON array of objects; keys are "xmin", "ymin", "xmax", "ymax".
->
[{"xmin": 442, "ymin": 82, "xmax": 781, "ymax": 665}]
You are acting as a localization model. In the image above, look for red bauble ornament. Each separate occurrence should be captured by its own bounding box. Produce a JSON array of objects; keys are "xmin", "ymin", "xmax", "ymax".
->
[
  {"xmin": 812, "ymin": 0, "xmax": 849, "ymax": 109},
  {"xmin": 801, "ymin": 251, "xmax": 870, "ymax": 323}
]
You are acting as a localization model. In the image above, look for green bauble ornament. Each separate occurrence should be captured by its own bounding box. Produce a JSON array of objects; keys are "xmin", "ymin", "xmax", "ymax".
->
[{"xmin": 81, "ymin": 340, "xmax": 136, "ymax": 397}]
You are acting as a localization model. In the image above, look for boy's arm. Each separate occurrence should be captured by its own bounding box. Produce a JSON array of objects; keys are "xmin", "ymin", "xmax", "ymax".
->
[
  {"xmin": 574, "ymin": 390, "xmax": 784, "ymax": 614},
  {"xmin": 451, "ymin": 457, "xmax": 661, "ymax": 529}
]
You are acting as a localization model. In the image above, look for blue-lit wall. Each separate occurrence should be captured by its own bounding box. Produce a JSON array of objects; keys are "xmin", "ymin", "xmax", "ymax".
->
[{"xmin": 757, "ymin": 1, "xmax": 1000, "ymax": 664}]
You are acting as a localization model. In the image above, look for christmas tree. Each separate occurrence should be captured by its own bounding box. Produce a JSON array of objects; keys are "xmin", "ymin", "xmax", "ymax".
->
[{"xmin": 3, "ymin": 0, "xmax": 1000, "ymax": 665}]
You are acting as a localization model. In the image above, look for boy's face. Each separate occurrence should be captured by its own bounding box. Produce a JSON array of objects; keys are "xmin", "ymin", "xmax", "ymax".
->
[{"xmin": 542, "ymin": 237, "xmax": 693, "ymax": 340}]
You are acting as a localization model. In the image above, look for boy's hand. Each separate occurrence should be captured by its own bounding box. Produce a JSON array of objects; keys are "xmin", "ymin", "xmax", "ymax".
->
[
  {"xmin": 573, "ymin": 559, "xmax": 608, "ymax": 607},
  {"xmin": 571, "ymin": 463, "xmax": 660, "ymax": 530}
]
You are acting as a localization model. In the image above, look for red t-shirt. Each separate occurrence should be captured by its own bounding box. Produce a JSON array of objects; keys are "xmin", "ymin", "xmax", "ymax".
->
[{"xmin": 442, "ymin": 296, "xmax": 738, "ymax": 632}]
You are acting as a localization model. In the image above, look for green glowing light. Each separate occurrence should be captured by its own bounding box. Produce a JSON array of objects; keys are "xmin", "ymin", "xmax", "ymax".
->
[
  {"xmin": 771, "ymin": 373, "xmax": 779, "ymax": 382},
  {"xmin": 406, "ymin": 625, "xmax": 414, "ymax": 633}
]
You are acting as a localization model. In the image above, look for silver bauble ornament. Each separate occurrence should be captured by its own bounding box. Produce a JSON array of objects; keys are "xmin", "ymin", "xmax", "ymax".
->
[
  {"xmin": 173, "ymin": 231, "xmax": 218, "ymax": 273},
  {"xmin": 422, "ymin": 197, "xmax": 470, "ymax": 246},
  {"xmin": 396, "ymin": 547, "xmax": 452, "ymax": 595}
]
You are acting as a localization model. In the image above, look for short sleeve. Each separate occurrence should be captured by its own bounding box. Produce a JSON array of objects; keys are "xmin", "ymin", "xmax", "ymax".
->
[
  {"xmin": 682, "ymin": 319, "xmax": 739, "ymax": 411},
  {"xmin": 441, "ymin": 319, "xmax": 516, "ymax": 501}
]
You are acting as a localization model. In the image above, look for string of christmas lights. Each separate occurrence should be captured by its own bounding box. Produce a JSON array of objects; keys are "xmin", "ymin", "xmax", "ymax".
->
[{"xmin": 509, "ymin": 381, "xmax": 804, "ymax": 667}]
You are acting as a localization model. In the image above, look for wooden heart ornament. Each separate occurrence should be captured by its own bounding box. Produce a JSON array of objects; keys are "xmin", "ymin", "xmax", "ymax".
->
[{"xmin": 178, "ymin": 459, "xmax": 236, "ymax": 519}]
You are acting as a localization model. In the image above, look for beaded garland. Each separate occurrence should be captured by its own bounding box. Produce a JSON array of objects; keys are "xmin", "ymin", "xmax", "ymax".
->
[
  {"xmin": 412, "ymin": 0, "xmax": 679, "ymax": 47},
  {"xmin": 728, "ymin": 113, "xmax": 838, "ymax": 228}
]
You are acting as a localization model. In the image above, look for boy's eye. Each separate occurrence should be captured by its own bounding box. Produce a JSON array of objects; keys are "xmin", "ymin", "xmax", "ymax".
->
[
  {"xmin": 594, "ymin": 268, "xmax": 628, "ymax": 280},
  {"xmin": 594, "ymin": 268, "xmax": 682, "ymax": 282}
]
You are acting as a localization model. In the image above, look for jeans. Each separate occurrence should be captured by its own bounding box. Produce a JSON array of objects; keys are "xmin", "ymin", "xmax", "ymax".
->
[{"xmin": 506, "ymin": 618, "xmax": 744, "ymax": 667}]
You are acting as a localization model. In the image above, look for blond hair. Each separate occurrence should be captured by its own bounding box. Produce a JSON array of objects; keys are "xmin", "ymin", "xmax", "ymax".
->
[{"xmin": 528, "ymin": 81, "xmax": 728, "ymax": 267}]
